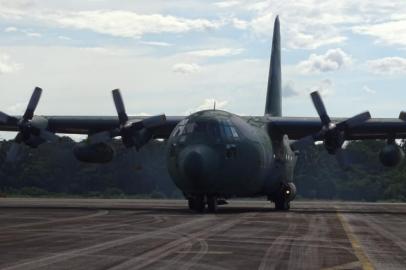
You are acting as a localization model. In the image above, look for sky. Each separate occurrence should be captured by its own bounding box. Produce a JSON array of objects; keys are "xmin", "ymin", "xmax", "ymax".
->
[{"xmin": 0, "ymin": 0, "xmax": 405, "ymax": 140}]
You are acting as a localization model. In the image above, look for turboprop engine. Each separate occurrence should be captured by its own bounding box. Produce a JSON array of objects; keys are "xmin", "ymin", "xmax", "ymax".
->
[
  {"xmin": 379, "ymin": 143, "xmax": 404, "ymax": 167},
  {"xmin": 73, "ymin": 142, "xmax": 114, "ymax": 163}
]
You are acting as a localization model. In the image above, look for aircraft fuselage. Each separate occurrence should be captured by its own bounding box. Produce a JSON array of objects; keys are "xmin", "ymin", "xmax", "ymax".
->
[{"xmin": 166, "ymin": 110, "xmax": 296, "ymax": 203}]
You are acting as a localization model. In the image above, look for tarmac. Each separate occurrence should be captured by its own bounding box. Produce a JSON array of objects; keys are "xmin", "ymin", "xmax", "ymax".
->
[{"xmin": 0, "ymin": 198, "xmax": 405, "ymax": 270}]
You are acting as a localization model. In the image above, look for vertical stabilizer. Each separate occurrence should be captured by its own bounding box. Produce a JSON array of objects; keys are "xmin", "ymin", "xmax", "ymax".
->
[{"xmin": 264, "ymin": 16, "xmax": 282, "ymax": 116}]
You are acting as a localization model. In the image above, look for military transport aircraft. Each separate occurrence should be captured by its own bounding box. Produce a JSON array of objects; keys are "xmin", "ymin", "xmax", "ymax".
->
[{"xmin": 1, "ymin": 17, "xmax": 406, "ymax": 212}]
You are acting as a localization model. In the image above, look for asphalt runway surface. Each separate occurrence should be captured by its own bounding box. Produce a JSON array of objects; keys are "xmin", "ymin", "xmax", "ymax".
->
[{"xmin": 0, "ymin": 199, "xmax": 405, "ymax": 270}]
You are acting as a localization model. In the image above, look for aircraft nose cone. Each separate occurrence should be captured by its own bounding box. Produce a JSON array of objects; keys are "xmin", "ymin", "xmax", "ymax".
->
[
  {"xmin": 183, "ymin": 151, "xmax": 204, "ymax": 180},
  {"xmin": 179, "ymin": 145, "xmax": 218, "ymax": 186}
]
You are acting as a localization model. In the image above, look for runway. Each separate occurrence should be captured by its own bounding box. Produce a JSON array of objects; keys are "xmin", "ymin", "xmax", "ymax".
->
[{"xmin": 0, "ymin": 199, "xmax": 405, "ymax": 270}]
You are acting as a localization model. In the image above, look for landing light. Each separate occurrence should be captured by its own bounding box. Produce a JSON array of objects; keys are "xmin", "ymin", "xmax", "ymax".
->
[{"xmin": 285, "ymin": 190, "xmax": 291, "ymax": 195}]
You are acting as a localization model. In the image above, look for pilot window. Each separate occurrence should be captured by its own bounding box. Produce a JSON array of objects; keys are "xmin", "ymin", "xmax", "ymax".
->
[
  {"xmin": 220, "ymin": 120, "xmax": 239, "ymax": 140},
  {"xmin": 173, "ymin": 119, "xmax": 239, "ymax": 142},
  {"xmin": 172, "ymin": 119, "xmax": 188, "ymax": 137}
]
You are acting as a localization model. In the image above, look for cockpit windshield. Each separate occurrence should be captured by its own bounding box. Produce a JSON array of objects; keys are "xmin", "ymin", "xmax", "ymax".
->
[{"xmin": 172, "ymin": 118, "xmax": 239, "ymax": 141}]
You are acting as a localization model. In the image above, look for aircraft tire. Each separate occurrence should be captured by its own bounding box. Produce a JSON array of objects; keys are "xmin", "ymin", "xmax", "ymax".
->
[
  {"xmin": 188, "ymin": 199, "xmax": 195, "ymax": 210},
  {"xmin": 275, "ymin": 200, "xmax": 290, "ymax": 211},
  {"xmin": 193, "ymin": 195, "xmax": 206, "ymax": 213},
  {"xmin": 207, "ymin": 196, "xmax": 217, "ymax": 213}
]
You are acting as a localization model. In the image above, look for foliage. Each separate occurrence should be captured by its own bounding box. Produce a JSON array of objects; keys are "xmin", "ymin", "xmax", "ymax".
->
[{"xmin": 0, "ymin": 138, "xmax": 405, "ymax": 201}]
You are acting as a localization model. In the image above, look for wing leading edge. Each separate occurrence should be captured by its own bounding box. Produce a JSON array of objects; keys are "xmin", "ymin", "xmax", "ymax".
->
[
  {"xmin": 0, "ymin": 115, "xmax": 184, "ymax": 139},
  {"xmin": 266, "ymin": 116, "xmax": 406, "ymax": 141}
]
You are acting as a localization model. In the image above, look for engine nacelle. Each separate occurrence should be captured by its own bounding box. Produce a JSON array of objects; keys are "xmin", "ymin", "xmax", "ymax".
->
[
  {"xmin": 73, "ymin": 143, "xmax": 114, "ymax": 163},
  {"xmin": 379, "ymin": 143, "xmax": 404, "ymax": 167}
]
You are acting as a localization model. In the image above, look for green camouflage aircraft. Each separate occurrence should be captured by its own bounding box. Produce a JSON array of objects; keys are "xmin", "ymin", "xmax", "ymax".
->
[{"xmin": 1, "ymin": 17, "xmax": 406, "ymax": 212}]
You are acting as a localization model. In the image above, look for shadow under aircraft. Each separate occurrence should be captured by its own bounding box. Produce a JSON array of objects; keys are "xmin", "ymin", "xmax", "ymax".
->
[{"xmin": 1, "ymin": 16, "xmax": 406, "ymax": 213}]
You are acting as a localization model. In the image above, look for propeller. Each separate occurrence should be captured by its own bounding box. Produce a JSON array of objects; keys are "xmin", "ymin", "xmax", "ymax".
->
[
  {"xmin": 0, "ymin": 87, "xmax": 59, "ymax": 162},
  {"xmin": 88, "ymin": 89, "xmax": 166, "ymax": 150},
  {"xmin": 291, "ymin": 91, "xmax": 371, "ymax": 168}
]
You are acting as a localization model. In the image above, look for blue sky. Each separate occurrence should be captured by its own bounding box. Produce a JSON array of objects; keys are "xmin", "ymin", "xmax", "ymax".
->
[{"xmin": 0, "ymin": 0, "xmax": 405, "ymax": 136}]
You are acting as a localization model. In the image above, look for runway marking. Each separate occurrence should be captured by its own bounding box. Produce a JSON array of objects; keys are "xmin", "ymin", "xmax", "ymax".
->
[{"xmin": 336, "ymin": 212, "xmax": 375, "ymax": 270}]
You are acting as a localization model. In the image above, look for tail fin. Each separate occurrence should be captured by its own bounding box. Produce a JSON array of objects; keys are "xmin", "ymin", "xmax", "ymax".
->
[{"xmin": 264, "ymin": 16, "xmax": 282, "ymax": 116}]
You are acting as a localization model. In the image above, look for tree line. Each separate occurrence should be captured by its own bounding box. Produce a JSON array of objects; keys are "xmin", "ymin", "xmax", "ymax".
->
[{"xmin": 0, "ymin": 138, "xmax": 405, "ymax": 201}]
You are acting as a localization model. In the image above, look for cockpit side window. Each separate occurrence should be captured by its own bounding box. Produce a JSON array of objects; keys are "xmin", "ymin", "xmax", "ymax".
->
[{"xmin": 172, "ymin": 119, "xmax": 188, "ymax": 137}]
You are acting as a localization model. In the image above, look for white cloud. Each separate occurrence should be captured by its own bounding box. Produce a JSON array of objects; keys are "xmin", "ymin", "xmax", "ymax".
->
[
  {"xmin": 128, "ymin": 112, "xmax": 152, "ymax": 116},
  {"xmin": 25, "ymin": 32, "xmax": 41, "ymax": 37},
  {"xmin": 186, "ymin": 98, "xmax": 229, "ymax": 113},
  {"xmin": 297, "ymin": 49, "xmax": 352, "ymax": 73},
  {"xmin": 79, "ymin": 47, "xmax": 129, "ymax": 56},
  {"xmin": 140, "ymin": 41, "xmax": 172, "ymax": 47},
  {"xmin": 244, "ymin": 3, "xmax": 349, "ymax": 49},
  {"xmin": 58, "ymin": 35, "xmax": 71, "ymax": 41},
  {"xmin": 187, "ymin": 48, "xmax": 244, "ymax": 57},
  {"xmin": 231, "ymin": 18, "xmax": 248, "ymax": 30},
  {"xmin": 308, "ymin": 79, "xmax": 333, "ymax": 97},
  {"xmin": 213, "ymin": 1, "xmax": 240, "ymax": 8},
  {"xmin": 43, "ymin": 10, "xmax": 224, "ymax": 38},
  {"xmin": 172, "ymin": 63, "xmax": 201, "ymax": 74},
  {"xmin": 353, "ymin": 19, "xmax": 406, "ymax": 46},
  {"xmin": 6, "ymin": 102, "xmax": 25, "ymax": 113},
  {"xmin": 363, "ymin": 85, "xmax": 376, "ymax": 94},
  {"xmin": 367, "ymin": 57, "xmax": 406, "ymax": 74},
  {"xmin": 4, "ymin": 26, "xmax": 17, "ymax": 32},
  {"xmin": 283, "ymin": 81, "xmax": 299, "ymax": 97},
  {"xmin": 0, "ymin": 53, "xmax": 22, "ymax": 74},
  {"xmin": 3, "ymin": 26, "xmax": 42, "ymax": 38}
]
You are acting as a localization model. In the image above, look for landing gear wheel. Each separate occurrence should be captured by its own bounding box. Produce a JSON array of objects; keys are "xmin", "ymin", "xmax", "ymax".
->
[
  {"xmin": 188, "ymin": 199, "xmax": 195, "ymax": 210},
  {"xmin": 207, "ymin": 196, "xmax": 217, "ymax": 213},
  {"xmin": 193, "ymin": 195, "xmax": 206, "ymax": 213},
  {"xmin": 275, "ymin": 200, "xmax": 290, "ymax": 211}
]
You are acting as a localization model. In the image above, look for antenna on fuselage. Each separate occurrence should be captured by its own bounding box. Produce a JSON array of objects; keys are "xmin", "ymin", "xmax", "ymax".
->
[{"xmin": 213, "ymin": 101, "xmax": 216, "ymax": 110}]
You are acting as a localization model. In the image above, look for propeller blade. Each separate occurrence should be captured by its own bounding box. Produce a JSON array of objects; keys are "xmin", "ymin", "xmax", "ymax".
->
[
  {"xmin": 88, "ymin": 131, "xmax": 113, "ymax": 144},
  {"xmin": 112, "ymin": 89, "xmax": 128, "ymax": 125},
  {"xmin": 290, "ymin": 135, "xmax": 315, "ymax": 150},
  {"xmin": 39, "ymin": 130, "xmax": 60, "ymax": 143},
  {"xmin": 339, "ymin": 111, "xmax": 371, "ymax": 129},
  {"xmin": 310, "ymin": 91, "xmax": 331, "ymax": 125},
  {"xmin": 142, "ymin": 114, "xmax": 166, "ymax": 129},
  {"xmin": 6, "ymin": 142, "xmax": 21, "ymax": 162},
  {"xmin": 23, "ymin": 87, "xmax": 42, "ymax": 121}
]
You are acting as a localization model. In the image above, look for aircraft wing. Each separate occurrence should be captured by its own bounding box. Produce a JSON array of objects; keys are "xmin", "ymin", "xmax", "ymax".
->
[
  {"xmin": 0, "ymin": 115, "xmax": 184, "ymax": 139},
  {"xmin": 266, "ymin": 116, "xmax": 406, "ymax": 140}
]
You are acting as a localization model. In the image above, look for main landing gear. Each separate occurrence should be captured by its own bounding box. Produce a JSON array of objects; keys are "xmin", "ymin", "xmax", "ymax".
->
[
  {"xmin": 188, "ymin": 195, "xmax": 218, "ymax": 213},
  {"xmin": 274, "ymin": 199, "xmax": 290, "ymax": 211}
]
